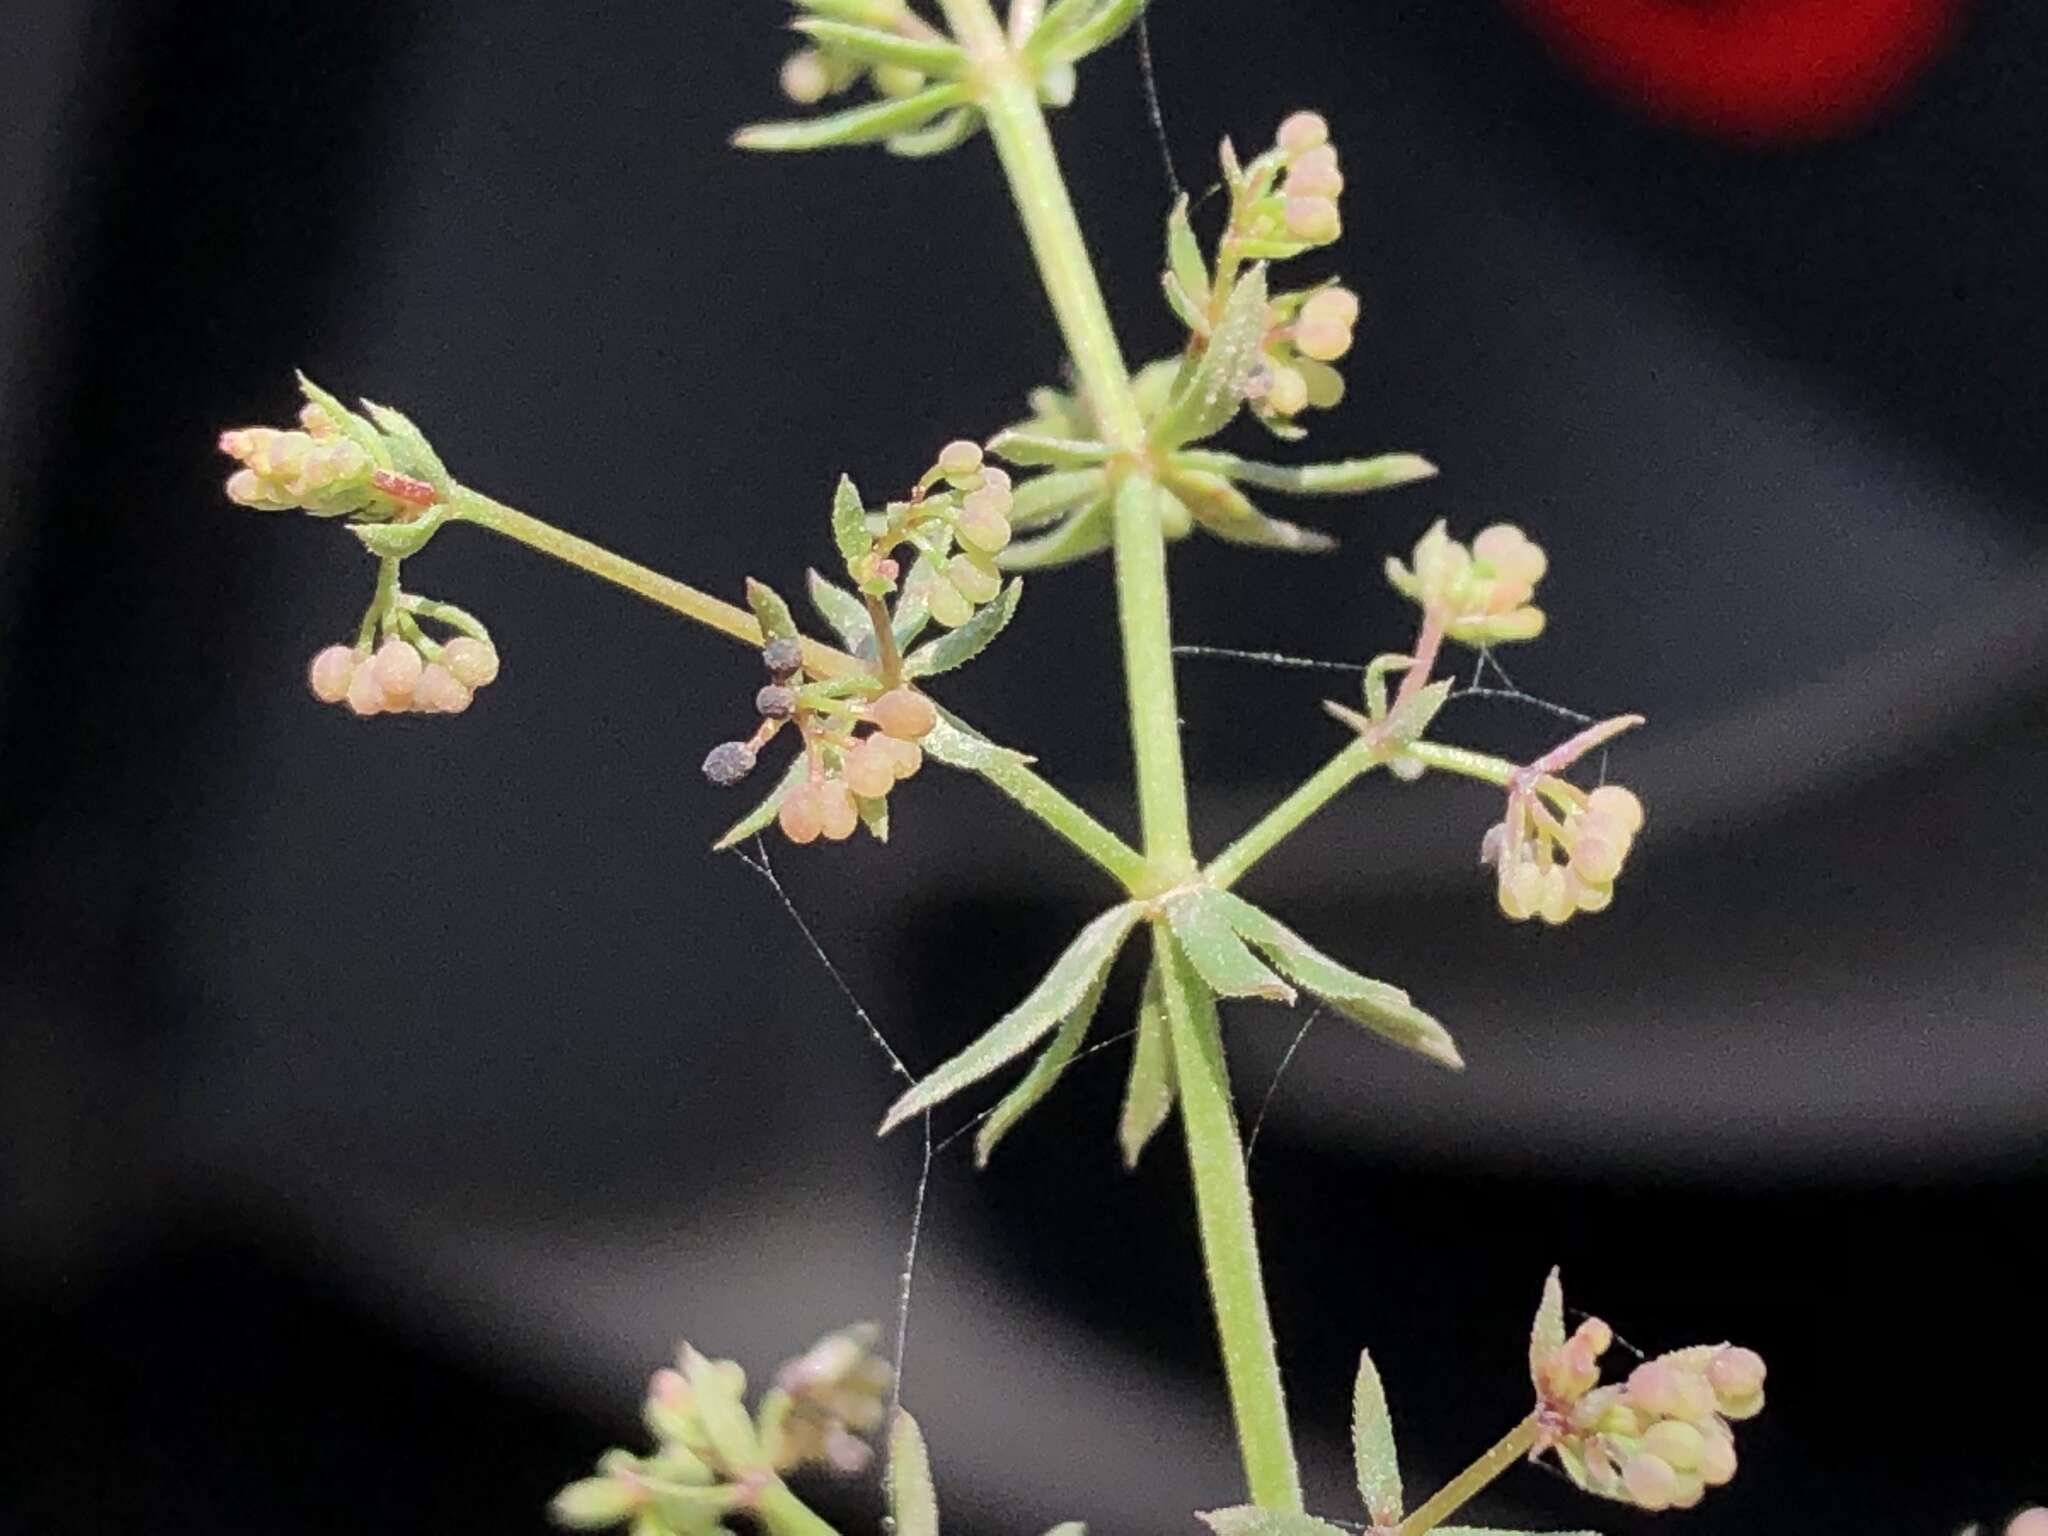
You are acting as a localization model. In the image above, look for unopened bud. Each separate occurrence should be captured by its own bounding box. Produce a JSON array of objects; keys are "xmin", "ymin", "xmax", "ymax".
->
[
  {"xmin": 779, "ymin": 782, "xmax": 825, "ymax": 845},
  {"xmin": 780, "ymin": 50, "xmax": 832, "ymax": 105},
  {"xmin": 413, "ymin": 662, "xmax": 473, "ymax": 715},
  {"xmin": 937, "ymin": 440, "xmax": 983, "ymax": 481},
  {"xmin": 373, "ymin": 637, "xmax": 423, "ymax": 701},
  {"xmin": 870, "ymin": 689, "xmax": 937, "ymax": 741},
  {"xmin": 1285, "ymin": 145, "xmax": 1344, "ymax": 199},
  {"xmin": 926, "ymin": 576, "xmax": 972, "ymax": 629},
  {"xmin": 841, "ymin": 736, "xmax": 896, "ymax": 799},
  {"xmin": 1276, "ymin": 111, "xmax": 1329, "ymax": 154},
  {"xmin": 1283, "ymin": 195, "xmax": 1340, "ymax": 244},
  {"xmin": 441, "ymin": 636, "xmax": 501, "ymax": 690},
  {"xmin": 818, "ymin": 779, "xmax": 859, "ymax": 842},
  {"xmin": 947, "ymin": 552, "xmax": 1002, "ymax": 604},
  {"xmin": 308, "ymin": 645, "xmax": 356, "ymax": 705},
  {"xmin": 346, "ymin": 661, "xmax": 386, "ymax": 717},
  {"xmin": 1621, "ymin": 1453, "xmax": 1681, "ymax": 1512},
  {"xmin": 1265, "ymin": 365, "xmax": 1309, "ymax": 417}
]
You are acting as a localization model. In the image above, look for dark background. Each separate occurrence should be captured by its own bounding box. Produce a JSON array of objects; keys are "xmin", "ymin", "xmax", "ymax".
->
[{"xmin": 3, "ymin": 3, "xmax": 2044, "ymax": 1533}]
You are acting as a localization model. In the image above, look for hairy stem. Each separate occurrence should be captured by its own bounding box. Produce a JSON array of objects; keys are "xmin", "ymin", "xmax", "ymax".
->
[
  {"xmin": 452, "ymin": 487, "xmax": 1145, "ymax": 887},
  {"xmin": 1392, "ymin": 1415, "xmax": 1540, "ymax": 1536},
  {"xmin": 1156, "ymin": 932, "xmax": 1303, "ymax": 1511},
  {"xmin": 1206, "ymin": 737, "xmax": 1522, "ymax": 889},
  {"xmin": 952, "ymin": 4, "xmax": 1301, "ymax": 1505}
]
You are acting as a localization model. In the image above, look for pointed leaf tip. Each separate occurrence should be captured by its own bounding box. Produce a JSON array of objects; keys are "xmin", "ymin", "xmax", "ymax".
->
[
  {"xmin": 1352, "ymin": 1349, "xmax": 1404, "ymax": 1526},
  {"xmin": 1530, "ymin": 1267, "xmax": 1567, "ymax": 1379},
  {"xmin": 887, "ymin": 1412, "xmax": 939, "ymax": 1536}
]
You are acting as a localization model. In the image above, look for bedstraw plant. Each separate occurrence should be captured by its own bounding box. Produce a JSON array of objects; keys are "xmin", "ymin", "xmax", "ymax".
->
[{"xmin": 212, "ymin": 3, "xmax": 1769, "ymax": 1532}]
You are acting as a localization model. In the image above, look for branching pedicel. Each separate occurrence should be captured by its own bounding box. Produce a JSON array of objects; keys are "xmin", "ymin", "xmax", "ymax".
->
[{"xmin": 213, "ymin": 2, "xmax": 1768, "ymax": 1532}]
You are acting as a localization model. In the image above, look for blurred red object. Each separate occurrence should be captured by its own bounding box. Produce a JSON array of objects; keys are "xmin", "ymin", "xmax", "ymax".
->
[{"xmin": 1503, "ymin": 0, "xmax": 1965, "ymax": 141}]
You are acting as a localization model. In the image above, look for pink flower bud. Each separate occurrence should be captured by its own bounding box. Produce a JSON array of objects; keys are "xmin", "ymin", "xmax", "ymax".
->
[
  {"xmin": 779, "ymin": 783, "xmax": 825, "ymax": 845},
  {"xmin": 842, "ymin": 737, "xmax": 896, "ymax": 799},
  {"xmin": 1283, "ymin": 196, "xmax": 1340, "ymax": 244},
  {"xmin": 441, "ymin": 636, "xmax": 501, "ymax": 690},
  {"xmin": 1294, "ymin": 311, "xmax": 1353, "ymax": 363},
  {"xmin": 1276, "ymin": 111, "xmax": 1329, "ymax": 154},
  {"xmin": 1641, "ymin": 1419, "xmax": 1705, "ymax": 1473},
  {"xmin": 413, "ymin": 662, "xmax": 472, "ymax": 715},
  {"xmin": 308, "ymin": 645, "xmax": 356, "ymax": 704},
  {"xmin": 345, "ymin": 661, "xmax": 386, "ymax": 717},
  {"xmin": 1706, "ymin": 1345, "xmax": 1766, "ymax": 1403},
  {"xmin": 875, "ymin": 736, "xmax": 923, "ymax": 780},
  {"xmin": 957, "ymin": 502, "xmax": 1012, "ymax": 555},
  {"xmin": 1621, "ymin": 1453, "xmax": 1681, "ymax": 1511},
  {"xmin": 780, "ymin": 50, "xmax": 832, "ymax": 105},
  {"xmin": 818, "ymin": 779, "xmax": 859, "ymax": 842},
  {"xmin": 937, "ymin": 440, "xmax": 983, "ymax": 480},
  {"xmin": 373, "ymin": 637, "xmax": 423, "ymax": 701},
  {"xmin": 2007, "ymin": 1510, "xmax": 2048, "ymax": 1536},
  {"xmin": 1285, "ymin": 146, "xmax": 1344, "ymax": 198},
  {"xmin": 870, "ymin": 688, "xmax": 937, "ymax": 741},
  {"xmin": 1696, "ymin": 1423, "xmax": 1738, "ymax": 1486},
  {"xmin": 1587, "ymin": 783, "xmax": 1645, "ymax": 835}
]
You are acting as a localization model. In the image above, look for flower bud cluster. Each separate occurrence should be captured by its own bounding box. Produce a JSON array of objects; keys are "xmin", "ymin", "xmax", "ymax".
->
[
  {"xmin": 1385, "ymin": 521, "xmax": 1548, "ymax": 646},
  {"xmin": 854, "ymin": 441, "xmax": 1015, "ymax": 628},
  {"xmin": 764, "ymin": 1322, "xmax": 894, "ymax": 1474},
  {"xmin": 306, "ymin": 634, "xmax": 501, "ymax": 719},
  {"xmin": 551, "ymin": 1327, "xmax": 891, "ymax": 1534},
  {"xmin": 777, "ymin": 692, "xmax": 931, "ymax": 846},
  {"xmin": 1530, "ymin": 1275, "xmax": 1765, "ymax": 1518},
  {"xmin": 702, "ymin": 631, "xmax": 934, "ymax": 849},
  {"xmin": 1271, "ymin": 110, "xmax": 1344, "ymax": 249},
  {"xmin": 1254, "ymin": 285, "xmax": 1360, "ymax": 422},
  {"xmin": 1483, "ymin": 779, "xmax": 1643, "ymax": 925},
  {"xmin": 219, "ymin": 413, "xmax": 380, "ymax": 517}
]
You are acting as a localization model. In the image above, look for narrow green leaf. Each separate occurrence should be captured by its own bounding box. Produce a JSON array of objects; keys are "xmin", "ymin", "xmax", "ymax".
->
[
  {"xmin": 973, "ymin": 966, "xmax": 1110, "ymax": 1167},
  {"xmin": 294, "ymin": 372, "xmax": 389, "ymax": 467},
  {"xmin": 987, "ymin": 430, "xmax": 1111, "ymax": 470},
  {"xmin": 1162, "ymin": 270, "xmax": 1210, "ymax": 335},
  {"xmin": 887, "ymin": 1412, "xmax": 939, "ymax": 1536},
  {"xmin": 1167, "ymin": 470, "xmax": 1336, "ymax": 553},
  {"xmin": 712, "ymin": 754, "xmax": 808, "ymax": 852},
  {"xmin": 888, "ymin": 107, "xmax": 981, "ymax": 158},
  {"xmin": 1172, "ymin": 450, "xmax": 1439, "ymax": 497},
  {"xmin": 831, "ymin": 473, "xmax": 870, "ymax": 568},
  {"xmin": 1009, "ymin": 468, "xmax": 1107, "ymax": 529},
  {"xmin": 359, "ymin": 399, "xmax": 452, "ymax": 494},
  {"xmin": 1196, "ymin": 1509, "xmax": 1352, "ymax": 1536},
  {"xmin": 1362, "ymin": 652, "xmax": 1411, "ymax": 722},
  {"xmin": 1041, "ymin": 0, "xmax": 1148, "ymax": 63},
  {"xmin": 998, "ymin": 498, "xmax": 1113, "ymax": 570},
  {"xmin": 734, "ymin": 84, "xmax": 969, "ymax": 152},
  {"xmin": 1165, "ymin": 194, "xmax": 1211, "ymax": 310},
  {"xmin": 921, "ymin": 708, "xmax": 1034, "ymax": 773},
  {"xmin": 1214, "ymin": 893, "xmax": 1463, "ymax": 1069},
  {"xmin": 879, "ymin": 903, "xmax": 1144, "ymax": 1134},
  {"xmin": 1150, "ymin": 265, "xmax": 1268, "ymax": 452},
  {"xmin": 903, "ymin": 579, "xmax": 1021, "ymax": 678},
  {"xmin": 1530, "ymin": 1267, "xmax": 1567, "ymax": 1381},
  {"xmin": 1023, "ymin": 0, "xmax": 1098, "ymax": 56},
  {"xmin": 1163, "ymin": 887, "xmax": 1296, "ymax": 1003},
  {"xmin": 745, "ymin": 578, "xmax": 798, "ymax": 643},
  {"xmin": 791, "ymin": 18, "xmax": 968, "ymax": 75},
  {"xmin": 807, "ymin": 568, "xmax": 876, "ymax": 654},
  {"xmin": 1352, "ymin": 1350, "xmax": 1403, "ymax": 1526},
  {"xmin": 1117, "ymin": 959, "xmax": 1176, "ymax": 1168}
]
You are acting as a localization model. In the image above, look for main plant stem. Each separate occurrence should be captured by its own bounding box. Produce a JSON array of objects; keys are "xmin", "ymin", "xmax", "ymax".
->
[{"xmin": 950, "ymin": 2, "xmax": 1301, "ymax": 1507}]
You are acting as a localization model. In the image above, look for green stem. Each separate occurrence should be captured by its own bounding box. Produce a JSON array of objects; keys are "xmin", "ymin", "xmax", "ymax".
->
[
  {"xmin": 451, "ymin": 487, "xmax": 1145, "ymax": 888},
  {"xmin": 948, "ymin": 0, "xmax": 1300, "ymax": 1504},
  {"xmin": 753, "ymin": 1477, "xmax": 843, "ymax": 1536},
  {"xmin": 1206, "ymin": 738, "xmax": 1386, "ymax": 891},
  {"xmin": 1392, "ymin": 1416, "xmax": 1539, "ymax": 1536},
  {"xmin": 1156, "ymin": 931, "xmax": 1303, "ymax": 1511},
  {"xmin": 1205, "ymin": 737, "xmax": 1521, "ymax": 891}
]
